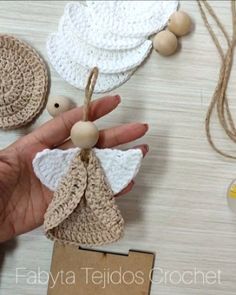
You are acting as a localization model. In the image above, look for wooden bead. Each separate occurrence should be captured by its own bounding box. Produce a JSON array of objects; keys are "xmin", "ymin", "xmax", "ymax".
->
[
  {"xmin": 168, "ymin": 11, "xmax": 192, "ymax": 37},
  {"xmin": 47, "ymin": 96, "xmax": 74, "ymax": 117},
  {"xmin": 153, "ymin": 30, "xmax": 178, "ymax": 56},
  {"xmin": 70, "ymin": 121, "xmax": 99, "ymax": 149}
]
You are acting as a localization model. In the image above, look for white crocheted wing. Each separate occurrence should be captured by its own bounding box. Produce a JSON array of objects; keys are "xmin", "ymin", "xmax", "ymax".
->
[{"xmin": 32, "ymin": 148, "xmax": 142, "ymax": 195}]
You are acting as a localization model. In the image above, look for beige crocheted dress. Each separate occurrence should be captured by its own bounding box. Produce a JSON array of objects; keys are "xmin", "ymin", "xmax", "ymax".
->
[{"xmin": 44, "ymin": 150, "xmax": 124, "ymax": 247}]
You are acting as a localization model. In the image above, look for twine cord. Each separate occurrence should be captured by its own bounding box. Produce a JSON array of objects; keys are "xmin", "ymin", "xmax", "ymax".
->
[
  {"xmin": 81, "ymin": 67, "xmax": 99, "ymax": 162},
  {"xmin": 83, "ymin": 67, "xmax": 99, "ymax": 122},
  {"xmin": 198, "ymin": 0, "xmax": 236, "ymax": 159}
]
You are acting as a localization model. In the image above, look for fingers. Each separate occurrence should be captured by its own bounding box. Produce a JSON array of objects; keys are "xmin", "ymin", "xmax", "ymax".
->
[
  {"xmin": 97, "ymin": 123, "xmax": 148, "ymax": 148},
  {"xmin": 31, "ymin": 95, "xmax": 121, "ymax": 148},
  {"xmin": 115, "ymin": 181, "xmax": 135, "ymax": 197},
  {"xmin": 58, "ymin": 124, "xmax": 149, "ymax": 150},
  {"xmin": 58, "ymin": 140, "xmax": 75, "ymax": 150},
  {"xmin": 132, "ymin": 144, "xmax": 149, "ymax": 157},
  {"xmin": 114, "ymin": 145, "xmax": 148, "ymax": 197}
]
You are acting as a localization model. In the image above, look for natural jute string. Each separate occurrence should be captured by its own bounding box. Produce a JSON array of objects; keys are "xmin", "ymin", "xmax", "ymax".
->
[
  {"xmin": 81, "ymin": 67, "xmax": 99, "ymax": 162},
  {"xmin": 198, "ymin": 0, "xmax": 236, "ymax": 159},
  {"xmin": 83, "ymin": 67, "xmax": 99, "ymax": 122}
]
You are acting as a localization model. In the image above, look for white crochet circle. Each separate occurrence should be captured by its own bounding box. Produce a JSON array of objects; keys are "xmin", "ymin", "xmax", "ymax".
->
[
  {"xmin": 87, "ymin": 1, "xmax": 179, "ymax": 37},
  {"xmin": 58, "ymin": 14, "xmax": 152, "ymax": 74},
  {"xmin": 47, "ymin": 33, "xmax": 134, "ymax": 93},
  {"xmin": 87, "ymin": 1, "xmax": 160, "ymax": 23},
  {"xmin": 65, "ymin": 2, "xmax": 145, "ymax": 50}
]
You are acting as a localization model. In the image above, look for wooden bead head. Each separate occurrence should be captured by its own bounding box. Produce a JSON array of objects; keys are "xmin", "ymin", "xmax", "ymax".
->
[{"xmin": 71, "ymin": 121, "xmax": 99, "ymax": 149}]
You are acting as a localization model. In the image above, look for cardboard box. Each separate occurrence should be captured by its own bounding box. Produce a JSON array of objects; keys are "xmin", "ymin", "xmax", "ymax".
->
[{"xmin": 48, "ymin": 242, "xmax": 155, "ymax": 295}]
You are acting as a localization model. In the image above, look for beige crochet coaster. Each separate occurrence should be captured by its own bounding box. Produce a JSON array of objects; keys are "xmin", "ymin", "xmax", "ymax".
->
[
  {"xmin": 0, "ymin": 35, "xmax": 48, "ymax": 129},
  {"xmin": 44, "ymin": 150, "xmax": 124, "ymax": 247}
]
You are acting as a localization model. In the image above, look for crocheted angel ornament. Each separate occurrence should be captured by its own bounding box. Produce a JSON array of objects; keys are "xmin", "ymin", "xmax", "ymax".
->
[{"xmin": 32, "ymin": 68, "xmax": 143, "ymax": 247}]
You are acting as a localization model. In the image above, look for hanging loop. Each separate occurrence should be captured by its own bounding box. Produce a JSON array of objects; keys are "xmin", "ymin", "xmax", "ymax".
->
[{"xmin": 83, "ymin": 67, "xmax": 99, "ymax": 122}]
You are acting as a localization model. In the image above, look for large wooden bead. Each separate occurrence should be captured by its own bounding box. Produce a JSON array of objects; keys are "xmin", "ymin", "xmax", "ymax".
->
[
  {"xmin": 153, "ymin": 30, "xmax": 178, "ymax": 56},
  {"xmin": 168, "ymin": 11, "xmax": 192, "ymax": 37},
  {"xmin": 70, "ymin": 121, "xmax": 99, "ymax": 149},
  {"xmin": 47, "ymin": 96, "xmax": 74, "ymax": 117}
]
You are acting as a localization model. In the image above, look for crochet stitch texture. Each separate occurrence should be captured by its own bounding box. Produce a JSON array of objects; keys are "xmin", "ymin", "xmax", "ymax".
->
[
  {"xmin": 32, "ymin": 147, "xmax": 143, "ymax": 194},
  {"xmin": 47, "ymin": 1, "xmax": 178, "ymax": 93},
  {"xmin": 0, "ymin": 35, "xmax": 48, "ymax": 129},
  {"xmin": 44, "ymin": 150, "xmax": 124, "ymax": 246}
]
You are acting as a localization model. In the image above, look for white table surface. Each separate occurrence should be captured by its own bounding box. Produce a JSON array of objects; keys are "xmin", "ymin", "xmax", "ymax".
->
[{"xmin": 0, "ymin": 1, "xmax": 236, "ymax": 294}]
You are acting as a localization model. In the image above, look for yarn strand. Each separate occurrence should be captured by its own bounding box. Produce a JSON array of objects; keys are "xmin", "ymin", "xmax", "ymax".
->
[
  {"xmin": 83, "ymin": 67, "xmax": 99, "ymax": 121},
  {"xmin": 198, "ymin": 0, "xmax": 236, "ymax": 159},
  {"xmin": 81, "ymin": 67, "xmax": 99, "ymax": 162}
]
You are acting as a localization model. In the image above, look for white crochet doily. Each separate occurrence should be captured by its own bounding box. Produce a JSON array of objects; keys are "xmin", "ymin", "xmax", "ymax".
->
[
  {"xmin": 66, "ymin": 2, "xmax": 145, "ymax": 51},
  {"xmin": 87, "ymin": 1, "xmax": 160, "ymax": 23},
  {"xmin": 86, "ymin": 1, "xmax": 179, "ymax": 37},
  {"xmin": 33, "ymin": 148, "xmax": 142, "ymax": 195},
  {"xmin": 46, "ymin": 1, "xmax": 178, "ymax": 92},
  {"xmin": 47, "ymin": 34, "xmax": 134, "ymax": 93},
  {"xmin": 58, "ymin": 14, "xmax": 152, "ymax": 74}
]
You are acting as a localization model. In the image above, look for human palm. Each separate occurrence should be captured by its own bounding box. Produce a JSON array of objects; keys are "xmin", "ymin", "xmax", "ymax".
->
[{"xmin": 0, "ymin": 95, "xmax": 148, "ymax": 243}]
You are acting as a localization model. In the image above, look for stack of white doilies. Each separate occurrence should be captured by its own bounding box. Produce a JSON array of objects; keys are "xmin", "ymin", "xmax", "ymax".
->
[{"xmin": 47, "ymin": 1, "xmax": 178, "ymax": 93}]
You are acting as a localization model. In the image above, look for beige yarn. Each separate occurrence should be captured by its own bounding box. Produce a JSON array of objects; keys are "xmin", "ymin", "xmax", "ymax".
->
[
  {"xmin": 198, "ymin": 1, "xmax": 236, "ymax": 158},
  {"xmin": 44, "ymin": 150, "xmax": 124, "ymax": 246},
  {"xmin": 0, "ymin": 35, "xmax": 48, "ymax": 129}
]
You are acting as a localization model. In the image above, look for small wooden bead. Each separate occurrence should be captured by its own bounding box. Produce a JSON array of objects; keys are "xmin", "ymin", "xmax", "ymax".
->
[
  {"xmin": 47, "ymin": 96, "xmax": 74, "ymax": 117},
  {"xmin": 70, "ymin": 121, "xmax": 99, "ymax": 149},
  {"xmin": 153, "ymin": 30, "xmax": 178, "ymax": 56},
  {"xmin": 168, "ymin": 11, "xmax": 192, "ymax": 37}
]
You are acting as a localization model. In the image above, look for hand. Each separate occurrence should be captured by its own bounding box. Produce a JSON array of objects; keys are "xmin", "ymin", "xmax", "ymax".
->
[{"xmin": 0, "ymin": 95, "xmax": 148, "ymax": 243}]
